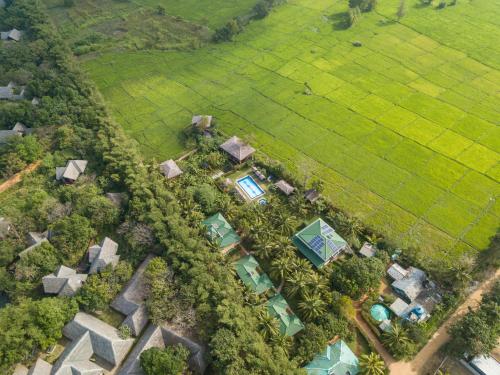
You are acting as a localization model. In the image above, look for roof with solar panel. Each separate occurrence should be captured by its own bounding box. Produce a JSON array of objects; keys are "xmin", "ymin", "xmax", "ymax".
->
[{"xmin": 292, "ymin": 218, "xmax": 348, "ymax": 268}]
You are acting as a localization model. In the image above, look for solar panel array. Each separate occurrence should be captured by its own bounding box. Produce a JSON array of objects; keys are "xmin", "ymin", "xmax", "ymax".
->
[
  {"xmin": 321, "ymin": 222, "xmax": 334, "ymax": 236},
  {"xmin": 327, "ymin": 239, "xmax": 342, "ymax": 257},
  {"xmin": 308, "ymin": 235, "xmax": 325, "ymax": 257}
]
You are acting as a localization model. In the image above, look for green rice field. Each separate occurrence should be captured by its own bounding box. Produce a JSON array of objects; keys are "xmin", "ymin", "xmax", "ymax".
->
[{"xmin": 81, "ymin": 0, "xmax": 500, "ymax": 261}]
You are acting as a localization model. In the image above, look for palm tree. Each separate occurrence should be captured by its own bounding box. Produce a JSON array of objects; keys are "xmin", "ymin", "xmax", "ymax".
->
[
  {"xmin": 270, "ymin": 256, "xmax": 293, "ymax": 292},
  {"xmin": 272, "ymin": 209, "xmax": 297, "ymax": 237},
  {"xmin": 306, "ymin": 271, "xmax": 327, "ymax": 292},
  {"xmin": 365, "ymin": 232, "xmax": 382, "ymax": 246},
  {"xmin": 286, "ymin": 270, "xmax": 311, "ymax": 297},
  {"xmin": 335, "ymin": 212, "xmax": 363, "ymax": 248},
  {"xmin": 257, "ymin": 308, "xmax": 280, "ymax": 340},
  {"xmin": 271, "ymin": 334, "xmax": 292, "ymax": 357},
  {"xmin": 382, "ymin": 322, "xmax": 410, "ymax": 353},
  {"xmin": 291, "ymin": 257, "xmax": 312, "ymax": 272},
  {"xmin": 298, "ymin": 291, "xmax": 326, "ymax": 321},
  {"xmin": 359, "ymin": 352, "xmax": 386, "ymax": 375}
]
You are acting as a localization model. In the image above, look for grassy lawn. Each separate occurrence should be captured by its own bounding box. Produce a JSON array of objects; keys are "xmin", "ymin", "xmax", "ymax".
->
[
  {"xmin": 43, "ymin": 0, "xmax": 257, "ymax": 53},
  {"xmin": 78, "ymin": 0, "xmax": 499, "ymax": 263}
]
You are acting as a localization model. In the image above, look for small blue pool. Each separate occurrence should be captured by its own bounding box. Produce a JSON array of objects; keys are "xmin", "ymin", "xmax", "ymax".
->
[
  {"xmin": 237, "ymin": 175, "xmax": 265, "ymax": 200},
  {"xmin": 370, "ymin": 304, "xmax": 391, "ymax": 322}
]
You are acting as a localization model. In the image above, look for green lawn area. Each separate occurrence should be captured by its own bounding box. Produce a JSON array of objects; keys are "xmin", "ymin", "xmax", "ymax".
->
[
  {"xmin": 80, "ymin": 0, "xmax": 499, "ymax": 262},
  {"xmin": 43, "ymin": 0, "xmax": 258, "ymax": 53}
]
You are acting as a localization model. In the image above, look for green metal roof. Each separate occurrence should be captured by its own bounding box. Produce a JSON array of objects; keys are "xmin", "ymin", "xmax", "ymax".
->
[
  {"xmin": 267, "ymin": 294, "xmax": 304, "ymax": 337},
  {"xmin": 293, "ymin": 218, "xmax": 347, "ymax": 268},
  {"xmin": 304, "ymin": 340, "xmax": 360, "ymax": 375},
  {"xmin": 235, "ymin": 255, "xmax": 274, "ymax": 295},
  {"xmin": 202, "ymin": 213, "xmax": 240, "ymax": 249}
]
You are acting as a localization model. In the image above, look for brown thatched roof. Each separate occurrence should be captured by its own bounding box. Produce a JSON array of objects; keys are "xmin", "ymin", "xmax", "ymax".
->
[
  {"xmin": 220, "ymin": 136, "xmax": 255, "ymax": 162},
  {"xmin": 275, "ymin": 180, "xmax": 295, "ymax": 196}
]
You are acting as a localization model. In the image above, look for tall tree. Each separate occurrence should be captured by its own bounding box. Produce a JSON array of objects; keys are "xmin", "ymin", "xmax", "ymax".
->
[
  {"xmin": 257, "ymin": 308, "xmax": 280, "ymax": 340},
  {"xmin": 359, "ymin": 352, "xmax": 386, "ymax": 375},
  {"xmin": 298, "ymin": 291, "xmax": 327, "ymax": 321},
  {"xmin": 382, "ymin": 322, "xmax": 414, "ymax": 359},
  {"xmin": 140, "ymin": 345, "xmax": 189, "ymax": 375}
]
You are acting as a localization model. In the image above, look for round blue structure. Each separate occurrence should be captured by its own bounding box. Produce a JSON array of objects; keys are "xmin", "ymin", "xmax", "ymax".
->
[{"xmin": 370, "ymin": 304, "xmax": 391, "ymax": 322}]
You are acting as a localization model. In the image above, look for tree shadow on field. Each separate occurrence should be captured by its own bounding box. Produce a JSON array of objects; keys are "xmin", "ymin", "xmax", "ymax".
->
[{"xmin": 328, "ymin": 12, "xmax": 350, "ymax": 31}]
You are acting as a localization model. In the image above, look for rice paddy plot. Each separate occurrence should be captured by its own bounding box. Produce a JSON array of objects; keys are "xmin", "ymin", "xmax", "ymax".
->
[{"xmin": 83, "ymin": 0, "xmax": 500, "ymax": 262}]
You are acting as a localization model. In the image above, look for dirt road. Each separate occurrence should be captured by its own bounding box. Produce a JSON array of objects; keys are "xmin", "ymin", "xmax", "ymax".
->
[
  {"xmin": 388, "ymin": 268, "xmax": 500, "ymax": 374},
  {"xmin": 0, "ymin": 160, "xmax": 41, "ymax": 193}
]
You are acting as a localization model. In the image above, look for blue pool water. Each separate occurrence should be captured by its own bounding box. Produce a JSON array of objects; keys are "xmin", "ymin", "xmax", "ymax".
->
[
  {"xmin": 237, "ymin": 175, "xmax": 265, "ymax": 200},
  {"xmin": 370, "ymin": 304, "xmax": 391, "ymax": 322}
]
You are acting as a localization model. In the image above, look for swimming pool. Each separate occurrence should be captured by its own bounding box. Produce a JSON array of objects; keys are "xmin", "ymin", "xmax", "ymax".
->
[
  {"xmin": 370, "ymin": 304, "xmax": 391, "ymax": 322},
  {"xmin": 237, "ymin": 175, "xmax": 265, "ymax": 200}
]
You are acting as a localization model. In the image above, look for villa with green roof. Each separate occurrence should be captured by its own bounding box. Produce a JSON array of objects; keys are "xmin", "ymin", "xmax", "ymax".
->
[
  {"xmin": 202, "ymin": 213, "xmax": 240, "ymax": 252},
  {"xmin": 292, "ymin": 218, "xmax": 348, "ymax": 268},
  {"xmin": 235, "ymin": 255, "xmax": 274, "ymax": 295},
  {"xmin": 304, "ymin": 340, "xmax": 360, "ymax": 375},
  {"xmin": 267, "ymin": 294, "xmax": 304, "ymax": 336}
]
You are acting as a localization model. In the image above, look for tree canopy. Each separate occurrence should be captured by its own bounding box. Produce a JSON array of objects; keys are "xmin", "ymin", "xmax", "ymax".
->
[{"xmin": 140, "ymin": 345, "xmax": 190, "ymax": 375}]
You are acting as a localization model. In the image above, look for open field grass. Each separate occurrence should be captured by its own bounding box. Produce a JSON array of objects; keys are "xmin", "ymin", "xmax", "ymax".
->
[
  {"xmin": 43, "ymin": 0, "xmax": 257, "ymax": 52},
  {"xmin": 81, "ymin": 0, "xmax": 500, "ymax": 261}
]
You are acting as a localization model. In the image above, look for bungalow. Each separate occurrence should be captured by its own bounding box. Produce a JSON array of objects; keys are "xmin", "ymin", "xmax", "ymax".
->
[
  {"xmin": 202, "ymin": 213, "xmax": 240, "ymax": 252},
  {"xmin": 275, "ymin": 180, "xmax": 295, "ymax": 196},
  {"xmin": 88, "ymin": 237, "xmax": 120, "ymax": 274},
  {"xmin": 1, "ymin": 28, "xmax": 22, "ymax": 41},
  {"xmin": 267, "ymin": 294, "xmax": 304, "ymax": 336},
  {"xmin": 0, "ymin": 122, "xmax": 31, "ymax": 144},
  {"xmin": 304, "ymin": 188, "xmax": 320, "ymax": 203},
  {"xmin": 117, "ymin": 323, "xmax": 207, "ymax": 375},
  {"xmin": 304, "ymin": 339, "xmax": 360, "ymax": 375},
  {"xmin": 42, "ymin": 265, "xmax": 87, "ymax": 297},
  {"xmin": 220, "ymin": 136, "xmax": 255, "ymax": 163},
  {"xmin": 389, "ymin": 298, "xmax": 410, "ymax": 318},
  {"xmin": 18, "ymin": 231, "xmax": 49, "ymax": 258},
  {"xmin": 27, "ymin": 312, "xmax": 135, "ymax": 374},
  {"xmin": 389, "ymin": 297, "xmax": 430, "ymax": 323},
  {"xmin": 111, "ymin": 255, "xmax": 155, "ymax": 336},
  {"xmin": 192, "ymin": 114, "xmax": 212, "ymax": 129},
  {"xmin": 55, "ymin": 159, "xmax": 88, "ymax": 184},
  {"xmin": 0, "ymin": 82, "xmax": 25, "ymax": 101},
  {"xmin": 292, "ymin": 218, "xmax": 348, "ymax": 268},
  {"xmin": 234, "ymin": 255, "xmax": 274, "ymax": 295},
  {"xmin": 0, "ymin": 217, "xmax": 11, "ymax": 239},
  {"xmin": 386, "ymin": 262, "xmax": 408, "ymax": 281},
  {"xmin": 387, "ymin": 263, "xmax": 427, "ymax": 303},
  {"xmin": 359, "ymin": 242, "xmax": 376, "ymax": 258},
  {"xmin": 160, "ymin": 159, "xmax": 183, "ymax": 179}
]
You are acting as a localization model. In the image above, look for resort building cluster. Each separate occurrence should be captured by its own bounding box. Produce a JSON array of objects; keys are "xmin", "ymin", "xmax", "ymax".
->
[{"xmin": 10, "ymin": 128, "xmax": 483, "ymax": 375}]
